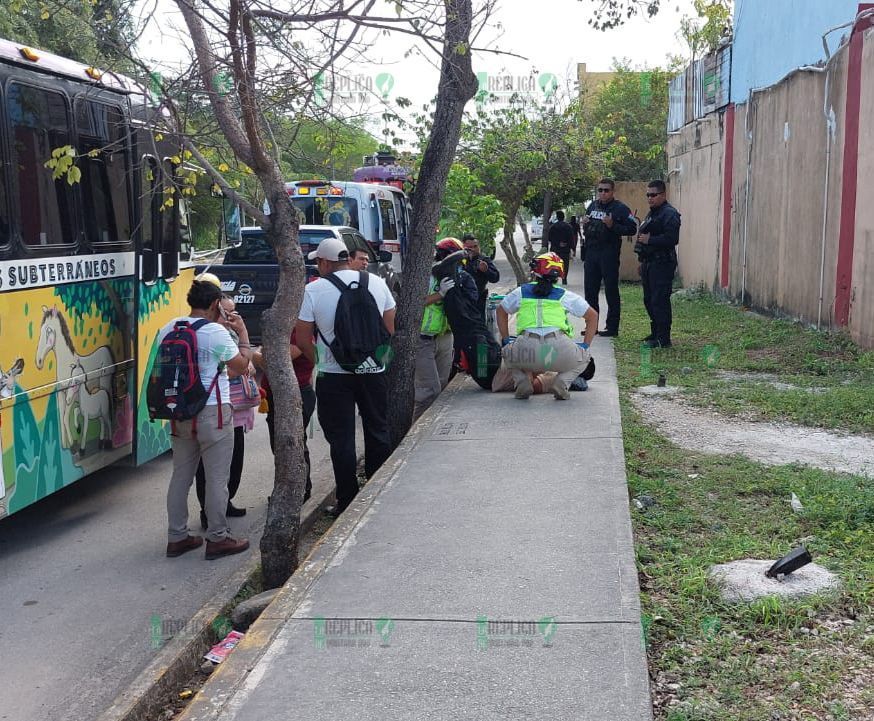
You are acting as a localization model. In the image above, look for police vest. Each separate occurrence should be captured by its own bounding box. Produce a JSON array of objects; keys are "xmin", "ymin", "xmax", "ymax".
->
[
  {"xmin": 517, "ymin": 283, "xmax": 574, "ymax": 337},
  {"xmin": 421, "ymin": 276, "xmax": 450, "ymax": 336}
]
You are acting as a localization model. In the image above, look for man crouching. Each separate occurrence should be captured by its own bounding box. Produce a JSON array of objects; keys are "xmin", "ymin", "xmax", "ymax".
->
[{"xmin": 496, "ymin": 252, "xmax": 598, "ymax": 400}]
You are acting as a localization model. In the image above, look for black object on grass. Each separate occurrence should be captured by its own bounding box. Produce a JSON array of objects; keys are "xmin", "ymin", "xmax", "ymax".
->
[{"xmin": 766, "ymin": 546, "xmax": 812, "ymax": 578}]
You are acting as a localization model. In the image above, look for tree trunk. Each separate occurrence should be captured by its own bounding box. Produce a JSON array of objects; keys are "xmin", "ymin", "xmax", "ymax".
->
[
  {"xmin": 386, "ymin": 0, "xmax": 478, "ymax": 447},
  {"xmin": 541, "ymin": 189, "xmax": 553, "ymax": 251},
  {"xmin": 500, "ymin": 205, "xmax": 527, "ymax": 285},
  {"xmin": 258, "ymin": 182, "xmax": 308, "ymax": 589},
  {"xmin": 517, "ymin": 213, "xmax": 532, "ymax": 254}
]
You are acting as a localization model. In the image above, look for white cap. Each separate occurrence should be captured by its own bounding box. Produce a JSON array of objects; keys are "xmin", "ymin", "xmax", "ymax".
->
[{"xmin": 307, "ymin": 237, "xmax": 349, "ymax": 261}]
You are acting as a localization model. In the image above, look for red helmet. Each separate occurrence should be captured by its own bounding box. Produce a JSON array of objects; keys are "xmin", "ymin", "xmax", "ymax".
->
[
  {"xmin": 435, "ymin": 237, "xmax": 464, "ymax": 253},
  {"xmin": 530, "ymin": 252, "xmax": 564, "ymax": 279},
  {"xmin": 435, "ymin": 237, "xmax": 465, "ymax": 261}
]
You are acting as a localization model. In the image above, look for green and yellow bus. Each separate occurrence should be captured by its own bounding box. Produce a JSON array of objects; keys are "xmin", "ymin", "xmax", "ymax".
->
[{"xmin": 0, "ymin": 38, "xmax": 195, "ymax": 519}]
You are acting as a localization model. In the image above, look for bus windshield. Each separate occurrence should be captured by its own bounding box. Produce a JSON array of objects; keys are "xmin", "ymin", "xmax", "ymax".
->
[{"xmin": 292, "ymin": 197, "xmax": 359, "ymax": 229}]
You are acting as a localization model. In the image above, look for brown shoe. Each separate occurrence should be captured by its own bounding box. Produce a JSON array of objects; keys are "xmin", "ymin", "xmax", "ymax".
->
[
  {"xmin": 204, "ymin": 536, "xmax": 250, "ymax": 560},
  {"xmin": 166, "ymin": 535, "xmax": 204, "ymax": 557}
]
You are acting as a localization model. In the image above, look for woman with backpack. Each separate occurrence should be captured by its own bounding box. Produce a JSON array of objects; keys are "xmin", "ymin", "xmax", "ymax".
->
[
  {"xmin": 153, "ymin": 279, "xmax": 253, "ymax": 560},
  {"xmin": 194, "ymin": 293, "xmax": 260, "ymax": 530}
]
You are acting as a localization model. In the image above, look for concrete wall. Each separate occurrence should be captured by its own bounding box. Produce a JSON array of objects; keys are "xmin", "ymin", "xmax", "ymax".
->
[
  {"xmin": 731, "ymin": 0, "xmax": 861, "ymax": 103},
  {"xmin": 665, "ymin": 115, "xmax": 725, "ymax": 289},
  {"xmin": 613, "ymin": 181, "xmax": 649, "ymax": 281},
  {"xmin": 665, "ymin": 24, "xmax": 874, "ymax": 348},
  {"xmin": 851, "ymin": 29, "xmax": 874, "ymax": 346}
]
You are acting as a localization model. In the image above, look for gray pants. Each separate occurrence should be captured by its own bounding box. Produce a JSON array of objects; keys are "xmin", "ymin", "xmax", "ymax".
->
[
  {"xmin": 167, "ymin": 404, "xmax": 234, "ymax": 542},
  {"xmin": 414, "ymin": 332, "xmax": 454, "ymax": 417},
  {"xmin": 502, "ymin": 332, "xmax": 587, "ymax": 388}
]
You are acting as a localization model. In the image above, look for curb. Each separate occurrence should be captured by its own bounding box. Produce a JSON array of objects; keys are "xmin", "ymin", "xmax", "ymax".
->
[
  {"xmin": 95, "ymin": 487, "xmax": 334, "ymax": 721},
  {"xmin": 176, "ymin": 377, "xmax": 467, "ymax": 721}
]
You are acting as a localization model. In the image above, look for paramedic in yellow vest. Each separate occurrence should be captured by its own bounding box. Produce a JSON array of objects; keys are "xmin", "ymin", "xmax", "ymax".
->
[
  {"xmin": 414, "ymin": 238, "xmax": 463, "ymax": 417},
  {"xmin": 497, "ymin": 252, "xmax": 598, "ymax": 400}
]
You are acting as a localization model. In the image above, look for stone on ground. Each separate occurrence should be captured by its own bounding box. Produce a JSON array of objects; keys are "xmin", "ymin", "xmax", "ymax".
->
[{"xmin": 709, "ymin": 559, "xmax": 840, "ymax": 602}]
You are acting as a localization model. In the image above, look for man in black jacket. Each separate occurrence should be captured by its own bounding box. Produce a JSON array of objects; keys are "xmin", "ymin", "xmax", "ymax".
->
[
  {"xmin": 635, "ymin": 179, "xmax": 681, "ymax": 348},
  {"xmin": 547, "ymin": 210, "xmax": 575, "ymax": 285},
  {"xmin": 432, "ymin": 246, "xmax": 502, "ymax": 389},
  {"xmin": 462, "ymin": 234, "xmax": 500, "ymax": 319},
  {"xmin": 582, "ymin": 178, "xmax": 637, "ymax": 337}
]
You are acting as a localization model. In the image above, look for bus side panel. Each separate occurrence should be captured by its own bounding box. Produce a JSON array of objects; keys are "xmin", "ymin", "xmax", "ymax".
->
[
  {"xmin": 0, "ymin": 271, "xmax": 136, "ymax": 519},
  {"xmin": 134, "ymin": 268, "xmax": 195, "ymax": 466}
]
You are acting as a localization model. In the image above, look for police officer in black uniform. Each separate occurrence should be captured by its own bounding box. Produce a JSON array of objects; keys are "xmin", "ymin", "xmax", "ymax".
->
[
  {"xmin": 462, "ymin": 233, "xmax": 500, "ymax": 319},
  {"xmin": 635, "ymin": 179, "xmax": 681, "ymax": 348},
  {"xmin": 582, "ymin": 178, "xmax": 637, "ymax": 337}
]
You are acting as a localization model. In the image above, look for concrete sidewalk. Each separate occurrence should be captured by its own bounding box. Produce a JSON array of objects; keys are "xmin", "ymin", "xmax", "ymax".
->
[{"xmin": 180, "ymin": 317, "xmax": 652, "ymax": 720}]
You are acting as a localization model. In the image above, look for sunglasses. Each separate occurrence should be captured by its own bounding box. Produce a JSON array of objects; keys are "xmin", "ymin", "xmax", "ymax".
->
[
  {"xmin": 646, "ymin": 191, "xmax": 663, "ymax": 198},
  {"xmin": 597, "ymin": 188, "xmax": 612, "ymax": 192}
]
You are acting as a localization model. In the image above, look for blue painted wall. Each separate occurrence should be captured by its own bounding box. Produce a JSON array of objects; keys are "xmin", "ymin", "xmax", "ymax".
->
[{"xmin": 731, "ymin": 0, "xmax": 864, "ymax": 103}]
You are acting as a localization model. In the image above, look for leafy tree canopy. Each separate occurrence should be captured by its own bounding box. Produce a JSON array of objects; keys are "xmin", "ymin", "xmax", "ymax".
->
[
  {"xmin": 0, "ymin": 0, "xmax": 136, "ymax": 68},
  {"xmin": 437, "ymin": 164, "xmax": 503, "ymax": 254},
  {"xmin": 585, "ymin": 63, "xmax": 671, "ymax": 181}
]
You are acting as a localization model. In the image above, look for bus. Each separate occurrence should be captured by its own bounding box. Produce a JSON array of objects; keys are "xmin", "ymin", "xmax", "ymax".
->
[
  {"xmin": 0, "ymin": 38, "xmax": 193, "ymax": 519},
  {"xmin": 285, "ymin": 179, "xmax": 411, "ymax": 267}
]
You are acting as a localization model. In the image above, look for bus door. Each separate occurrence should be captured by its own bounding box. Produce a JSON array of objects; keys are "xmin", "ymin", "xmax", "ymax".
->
[
  {"xmin": 375, "ymin": 191, "xmax": 402, "ymax": 272},
  {"xmin": 133, "ymin": 150, "xmax": 192, "ymax": 466}
]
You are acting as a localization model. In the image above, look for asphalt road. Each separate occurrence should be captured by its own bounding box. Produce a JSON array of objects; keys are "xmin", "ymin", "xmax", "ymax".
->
[
  {"xmin": 0, "ymin": 232, "xmax": 525, "ymax": 721},
  {"xmin": 0, "ymin": 412, "xmax": 336, "ymax": 721}
]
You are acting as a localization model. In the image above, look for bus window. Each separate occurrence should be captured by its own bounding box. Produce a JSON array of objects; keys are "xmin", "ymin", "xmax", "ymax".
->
[
  {"xmin": 378, "ymin": 199, "xmax": 398, "ymax": 241},
  {"xmin": 178, "ymin": 196, "xmax": 192, "ymax": 261},
  {"xmin": 75, "ymin": 101, "xmax": 131, "ymax": 247},
  {"xmin": 160, "ymin": 160, "xmax": 179, "ymax": 278},
  {"xmin": 7, "ymin": 83, "xmax": 74, "ymax": 247},
  {"xmin": 140, "ymin": 157, "xmax": 159, "ymax": 282},
  {"xmin": 0, "ymin": 128, "xmax": 9, "ymax": 248}
]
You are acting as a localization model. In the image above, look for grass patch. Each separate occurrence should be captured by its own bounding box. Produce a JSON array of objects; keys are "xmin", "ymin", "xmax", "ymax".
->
[
  {"xmin": 615, "ymin": 284, "xmax": 874, "ymax": 720},
  {"xmin": 614, "ymin": 284, "xmax": 874, "ymax": 433}
]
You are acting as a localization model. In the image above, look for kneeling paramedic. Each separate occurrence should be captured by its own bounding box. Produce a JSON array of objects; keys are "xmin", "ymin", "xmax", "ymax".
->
[{"xmin": 497, "ymin": 252, "xmax": 598, "ymax": 400}]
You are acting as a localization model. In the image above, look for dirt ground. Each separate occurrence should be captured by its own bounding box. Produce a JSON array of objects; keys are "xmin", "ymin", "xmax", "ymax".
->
[{"xmin": 631, "ymin": 387, "xmax": 874, "ymax": 479}]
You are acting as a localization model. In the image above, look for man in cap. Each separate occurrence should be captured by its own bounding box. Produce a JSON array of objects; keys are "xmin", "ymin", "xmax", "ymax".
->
[{"xmin": 296, "ymin": 237, "xmax": 396, "ymax": 517}]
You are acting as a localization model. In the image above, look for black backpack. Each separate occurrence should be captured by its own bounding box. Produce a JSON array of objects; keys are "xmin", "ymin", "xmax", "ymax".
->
[
  {"xmin": 147, "ymin": 318, "xmax": 220, "ymax": 420},
  {"xmin": 320, "ymin": 272, "xmax": 391, "ymax": 374}
]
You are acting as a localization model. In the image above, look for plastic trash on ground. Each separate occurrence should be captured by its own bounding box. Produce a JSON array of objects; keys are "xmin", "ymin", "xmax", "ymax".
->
[{"xmin": 204, "ymin": 630, "xmax": 245, "ymax": 664}]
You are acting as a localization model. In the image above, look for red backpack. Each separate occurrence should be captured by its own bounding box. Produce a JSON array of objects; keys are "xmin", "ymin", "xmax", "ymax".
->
[{"xmin": 147, "ymin": 319, "xmax": 220, "ymax": 421}]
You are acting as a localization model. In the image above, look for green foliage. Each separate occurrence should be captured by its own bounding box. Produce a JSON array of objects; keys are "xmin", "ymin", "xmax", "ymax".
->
[
  {"xmin": 0, "ymin": 0, "xmax": 136, "ymax": 69},
  {"xmin": 679, "ymin": 1, "xmax": 733, "ymax": 60},
  {"xmin": 586, "ymin": 63, "xmax": 671, "ymax": 180},
  {"xmin": 438, "ymin": 164, "xmax": 503, "ymax": 254}
]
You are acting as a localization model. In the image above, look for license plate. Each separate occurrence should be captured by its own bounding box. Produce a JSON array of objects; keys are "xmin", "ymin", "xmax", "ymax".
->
[{"xmin": 233, "ymin": 295, "xmax": 255, "ymax": 304}]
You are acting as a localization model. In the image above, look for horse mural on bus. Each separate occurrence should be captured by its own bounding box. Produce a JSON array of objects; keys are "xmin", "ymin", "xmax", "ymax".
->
[{"xmin": 35, "ymin": 305, "xmax": 115, "ymax": 453}]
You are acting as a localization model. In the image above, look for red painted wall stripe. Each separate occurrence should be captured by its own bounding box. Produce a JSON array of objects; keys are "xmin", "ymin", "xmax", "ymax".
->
[
  {"xmin": 720, "ymin": 104, "xmax": 735, "ymax": 289},
  {"xmin": 835, "ymin": 5, "xmax": 874, "ymax": 326}
]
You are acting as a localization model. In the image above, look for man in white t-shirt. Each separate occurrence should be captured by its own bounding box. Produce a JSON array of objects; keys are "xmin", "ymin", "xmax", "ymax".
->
[
  {"xmin": 296, "ymin": 237, "xmax": 396, "ymax": 516},
  {"xmin": 159, "ymin": 279, "xmax": 252, "ymax": 560}
]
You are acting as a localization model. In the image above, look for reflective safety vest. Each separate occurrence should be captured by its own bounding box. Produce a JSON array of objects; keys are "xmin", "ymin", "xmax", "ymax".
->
[
  {"xmin": 421, "ymin": 276, "xmax": 450, "ymax": 335},
  {"xmin": 516, "ymin": 283, "xmax": 574, "ymax": 337}
]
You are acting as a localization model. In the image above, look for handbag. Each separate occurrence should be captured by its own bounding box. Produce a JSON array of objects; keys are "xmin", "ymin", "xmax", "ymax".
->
[{"xmin": 228, "ymin": 373, "xmax": 261, "ymax": 410}]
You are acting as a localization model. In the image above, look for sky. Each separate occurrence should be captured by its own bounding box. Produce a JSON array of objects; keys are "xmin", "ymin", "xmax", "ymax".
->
[{"xmin": 137, "ymin": 0, "xmax": 698, "ymax": 146}]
